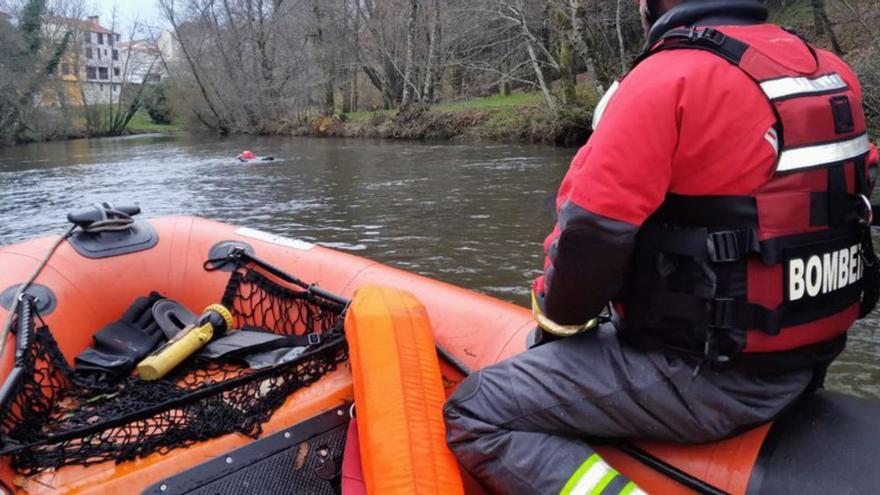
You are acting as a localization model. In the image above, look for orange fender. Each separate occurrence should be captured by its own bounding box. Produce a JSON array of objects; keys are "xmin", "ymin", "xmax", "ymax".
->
[{"xmin": 345, "ymin": 286, "xmax": 464, "ymax": 495}]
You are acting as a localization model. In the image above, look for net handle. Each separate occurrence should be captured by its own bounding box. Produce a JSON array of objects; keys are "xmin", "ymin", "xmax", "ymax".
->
[
  {"xmin": 0, "ymin": 296, "xmax": 36, "ymax": 418},
  {"xmin": 206, "ymin": 248, "xmax": 351, "ymax": 307}
]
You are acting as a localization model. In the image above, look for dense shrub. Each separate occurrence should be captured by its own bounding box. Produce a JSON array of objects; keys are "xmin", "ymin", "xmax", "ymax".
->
[{"xmin": 143, "ymin": 83, "xmax": 175, "ymax": 125}]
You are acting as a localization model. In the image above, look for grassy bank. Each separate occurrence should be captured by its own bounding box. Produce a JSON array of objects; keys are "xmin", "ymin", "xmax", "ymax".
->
[
  {"xmin": 127, "ymin": 110, "xmax": 185, "ymax": 134},
  {"xmin": 287, "ymin": 89, "xmax": 597, "ymax": 147}
]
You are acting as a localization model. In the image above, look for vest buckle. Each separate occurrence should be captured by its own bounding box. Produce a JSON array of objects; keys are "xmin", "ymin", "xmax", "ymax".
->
[
  {"xmin": 687, "ymin": 27, "xmax": 726, "ymax": 46},
  {"xmin": 707, "ymin": 231, "xmax": 742, "ymax": 262},
  {"xmin": 709, "ymin": 298, "xmax": 736, "ymax": 329}
]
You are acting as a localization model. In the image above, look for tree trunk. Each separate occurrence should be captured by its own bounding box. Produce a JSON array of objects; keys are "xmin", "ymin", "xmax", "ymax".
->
[
  {"xmin": 811, "ymin": 0, "xmax": 843, "ymax": 54},
  {"xmin": 351, "ymin": 3, "xmax": 361, "ymax": 112},
  {"xmin": 526, "ymin": 37, "xmax": 556, "ymax": 111},
  {"xmin": 615, "ymin": 0, "xmax": 628, "ymax": 73},
  {"xmin": 568, "ymin": 0, "xmax": 603, "ymax": 95},
  {"xmin": 400, "ymin": 0, "xmax": 419, "ymax": 108},
  {"xmin": 559, "ymin": 40, "xmax": 576, "ymax": 105},
  {"xmin": 422, "ymin": 0, "xmax": 441, "ymax": 103}
]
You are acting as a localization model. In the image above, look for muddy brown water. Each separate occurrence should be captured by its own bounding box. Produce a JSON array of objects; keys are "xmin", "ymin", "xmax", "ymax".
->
[{"xmin": 0, "ymin": 133, "xmax": 877, "ymax": 400}]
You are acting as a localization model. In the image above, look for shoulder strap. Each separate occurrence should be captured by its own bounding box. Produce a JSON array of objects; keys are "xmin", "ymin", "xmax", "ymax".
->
[{"xmin": 632, "ymin": 27, "xmax": 751, "ymax": 70}]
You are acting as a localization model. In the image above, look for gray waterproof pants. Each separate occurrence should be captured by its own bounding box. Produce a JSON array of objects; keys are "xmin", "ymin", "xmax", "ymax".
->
[{"xmin": 443, "ymin": 324, "xmax": 816, "ymax": 495}]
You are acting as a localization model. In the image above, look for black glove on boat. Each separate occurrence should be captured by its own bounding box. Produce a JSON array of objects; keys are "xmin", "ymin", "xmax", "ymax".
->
[{"xmin": 74, "ymin": 292, "xmax": 166, "ymax": 382}]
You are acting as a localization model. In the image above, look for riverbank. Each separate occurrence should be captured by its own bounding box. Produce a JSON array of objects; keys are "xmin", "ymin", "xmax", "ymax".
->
[
  {"xmin": 283, "ymin": 91, "xmax": 597, "ymax": 147},
  {"xmin": 127, "ymin": 110, "xmax": 185, "ymax": 135},
  {"xmin": 5, "ymin": 109, "xmax": 184, "ymax": 148}
]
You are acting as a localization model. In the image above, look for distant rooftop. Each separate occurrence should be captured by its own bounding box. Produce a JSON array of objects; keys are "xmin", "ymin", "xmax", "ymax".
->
[{"xmin": 48, "ymin": 15, "xmax": 118, "ymax": 35}]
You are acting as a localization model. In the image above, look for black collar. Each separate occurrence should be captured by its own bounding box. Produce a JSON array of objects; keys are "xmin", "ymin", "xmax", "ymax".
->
[{"xmin": 646, "ymin": 0, "xmax": 769, "ymax": 47}]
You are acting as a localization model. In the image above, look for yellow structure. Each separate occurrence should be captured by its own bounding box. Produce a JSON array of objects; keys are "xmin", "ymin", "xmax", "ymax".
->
[{"xmin": 41, "ymin": 15, "xmax": 122, "ymax": 107}]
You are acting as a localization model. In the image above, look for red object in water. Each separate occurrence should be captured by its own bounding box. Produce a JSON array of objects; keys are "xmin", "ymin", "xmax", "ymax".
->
[{"xmin": 240, "ymin": 151, "xmax": 256, "ymax": 160}]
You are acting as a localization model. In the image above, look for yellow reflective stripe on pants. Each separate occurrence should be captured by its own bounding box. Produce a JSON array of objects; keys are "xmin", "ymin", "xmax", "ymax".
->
[
  {"xmin": 560, "ymin": 454, "xmax": 603, "ymax": 495},
  {"xmin": 620, "ymin": 481, "xmax": 647, "ymax": 495},
  {"xmin": 560, "ymin": 454, "xmax": 649, "ymax": 495},
  {"xmin": 591, "ymin": 468, "xmax": 619, "ymax": 494},
  {"xmin": 560, "ymin": 454, "xmax": 624, "ymax": 495}
]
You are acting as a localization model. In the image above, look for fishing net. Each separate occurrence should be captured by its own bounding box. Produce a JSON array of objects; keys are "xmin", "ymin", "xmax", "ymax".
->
[{"xmin": 0, "ymin": 256, "xmax": 348, "ymax": 475}]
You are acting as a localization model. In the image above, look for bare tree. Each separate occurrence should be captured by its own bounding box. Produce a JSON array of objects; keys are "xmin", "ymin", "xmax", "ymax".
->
[
  {"xmin": 615, "ymin": 0, "xmax": 627, "ymax": 73},
  {"xmin": 811, "ymin": 0, "xmax": 843, "ymax": 55}
]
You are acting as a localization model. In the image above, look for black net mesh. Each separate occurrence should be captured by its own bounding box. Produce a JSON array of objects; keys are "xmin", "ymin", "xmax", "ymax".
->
[{"xmin": 0, "ymin": 259, "xmax": 348, "ymax": 475}]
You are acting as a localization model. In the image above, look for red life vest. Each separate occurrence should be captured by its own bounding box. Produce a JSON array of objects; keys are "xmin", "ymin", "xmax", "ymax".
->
[{"xmin": 618, "ymin": 27, "xmax": 878, "ymax": 361}]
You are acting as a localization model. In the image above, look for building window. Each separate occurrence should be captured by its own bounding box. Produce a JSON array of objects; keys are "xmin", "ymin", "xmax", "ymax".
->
[
  {"xmin": 97, "ymin": 48, "xmax": 101, "ymax": 60},
  {"xmin": 112, "ymin": 49, "xmax": 118, "ymax": 61},
  {"xmin": 145, "ymin": 73, "xmax": 161, "ymax": 83},
  {"xmin": 86, "ymin": 66, "xmax": 97, "ymax": 79},
  {"xmin": 116, "ymin": 34, "xmax": 121, "ymax": 42},
  {"xmin": 97, "ymin": 33, "xmax": 103, "ymax": 45},
  {"xmin": 113, "ymin": 85, "xmax": 118, "ymax": 92},
  {"xmin": 113, "ymin": 67, "xmax": 120, "ymax": 77},
  {"xmin": 98, "ymin": 67, "xmax": 109, "ymax": 80},
  {"xmin": 85, "ymin": 47, "xmax": 92, "ymax": 59}
]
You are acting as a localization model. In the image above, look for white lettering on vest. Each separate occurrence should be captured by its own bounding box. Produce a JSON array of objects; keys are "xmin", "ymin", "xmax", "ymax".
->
[
  {"xmin": 790, "ymin": 258, "xmax": 805, "ymax": 301},
  {"xmin": 839, "ymin": 249, "xmax": 850, "ymax": 289},
  {"xmin": 806, "ymin": 256, "xmax": 822, "ymax": 297},
  {"xmin": 822, "ymin": 251, "xmax": 838, "ymax": 293},
  {"xmin": 788, "ymin": 244, "xmax": 862, "ymax": 302},
  {"xmin": 850, "ymin": 245, "xmax": 860, "ymax": 286}
]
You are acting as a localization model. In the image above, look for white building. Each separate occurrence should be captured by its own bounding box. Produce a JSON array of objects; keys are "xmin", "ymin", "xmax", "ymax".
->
[
  {"xmin": 49, "ymin": 15, "xmax": 123, "ymax": 105},
  {"xmin": 118, "ymin": 40, "xmax": 163, "ymax": 85},
  {"xmin": 157, "ymin": 30, "xmax": 181, "ymax": 65},
  {"xmin": 75, "ymin": 16, "xmax": 124, "ymax": 104}
]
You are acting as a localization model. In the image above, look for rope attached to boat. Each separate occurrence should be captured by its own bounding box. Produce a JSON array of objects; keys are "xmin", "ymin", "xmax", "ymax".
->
[
  {"xmin": 0, "ymin": 207, "xmax": 137, "ymax": 358},
  {"xmin": 0, "ymin": 225, "xmax": 75, "ymax": 358}
]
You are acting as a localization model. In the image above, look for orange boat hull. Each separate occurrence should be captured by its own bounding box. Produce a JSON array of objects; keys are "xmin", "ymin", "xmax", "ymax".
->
[{"xmin": 0, "ymin": 216, "xmax": 850, "ymax": 494}]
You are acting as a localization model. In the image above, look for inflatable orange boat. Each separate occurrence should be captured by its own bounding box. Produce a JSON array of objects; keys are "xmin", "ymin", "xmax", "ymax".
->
[{"xmin": 0, "ymin": 209, "xmax": 878, "ymax": 495}]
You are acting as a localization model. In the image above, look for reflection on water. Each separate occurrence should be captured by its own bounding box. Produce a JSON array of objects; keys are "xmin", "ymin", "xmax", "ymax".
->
[{"xmin": 0, "ymin": 133, "xmax": 877, "ymax": 400}]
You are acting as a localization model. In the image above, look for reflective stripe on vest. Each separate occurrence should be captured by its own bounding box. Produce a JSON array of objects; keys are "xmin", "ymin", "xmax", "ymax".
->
[
  {"xmin": 777, "ymin": 133, "xmax": 871, "ymax": 173},
  {"xmin": 760, "ymin": 73, "xmax": 848, "ymax": 100}
]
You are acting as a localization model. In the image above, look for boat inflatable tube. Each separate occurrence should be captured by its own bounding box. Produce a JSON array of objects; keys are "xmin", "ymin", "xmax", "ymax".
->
[{"xmin": 345, "ymin": 286, "xmax": 465, "ymax": 495}]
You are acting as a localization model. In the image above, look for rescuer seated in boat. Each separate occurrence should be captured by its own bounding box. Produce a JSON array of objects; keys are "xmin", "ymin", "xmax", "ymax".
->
[{"xmin": 444, "ymin": 0, "xmax": 880, "ymax": 494}]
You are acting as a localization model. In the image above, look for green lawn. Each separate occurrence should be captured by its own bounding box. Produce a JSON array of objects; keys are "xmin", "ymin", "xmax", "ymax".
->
[
  {"xmin": 346, "ymin": 109, "xmax": 395, "ymax": 122},
  {"xmin": 344, "ymin": 91, "xmax": 545, "ymax": 122},
  {"xmin": 127, "ymin": 109, "xmax": 184, "ymax": 133},
  {"xmin": 431, "ymin": 92, "xmax": 544, "ymax": 112}
]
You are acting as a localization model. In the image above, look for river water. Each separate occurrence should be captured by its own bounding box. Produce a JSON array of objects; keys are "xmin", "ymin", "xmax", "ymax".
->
[{"xmin": 0, "ymin": 133, "xmax": 877, "ymax": 400}]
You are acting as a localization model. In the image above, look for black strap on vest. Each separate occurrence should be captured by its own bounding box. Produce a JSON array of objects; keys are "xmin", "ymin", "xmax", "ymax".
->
[
  {"xmin": 633, "ymin": 27, "xmax": 750, "ymax": 69},
  {"xmin": 650, "ymin": 281, "xmax": 863, "ymax": 337},
  {"xmin": 854, "ymin": 156, "xmax": 880, "ymax": 317}
]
